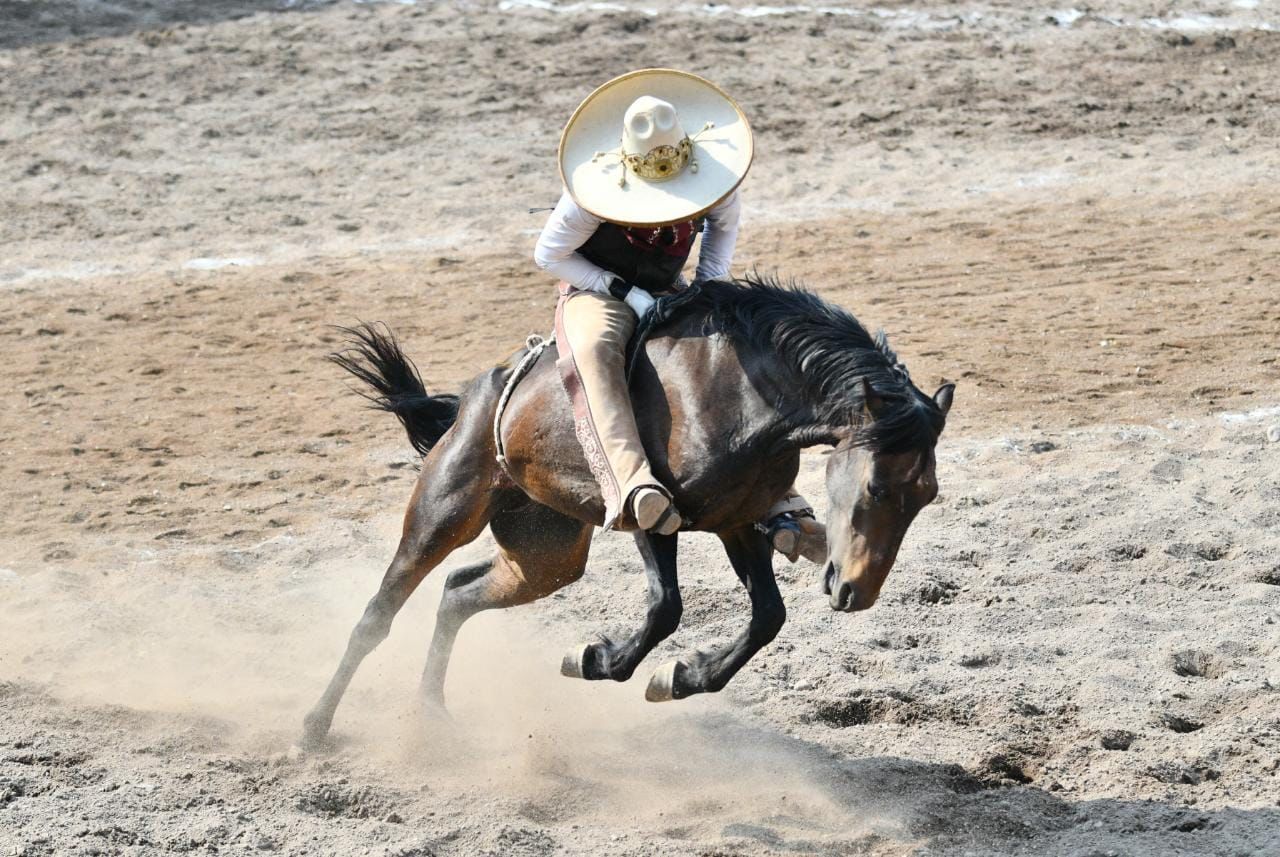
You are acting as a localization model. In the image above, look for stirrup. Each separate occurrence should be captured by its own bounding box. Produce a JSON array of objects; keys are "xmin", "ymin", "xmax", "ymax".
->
[{"xmin": 760, "ymin": 507, "xmax": 821, "ymax": 563}]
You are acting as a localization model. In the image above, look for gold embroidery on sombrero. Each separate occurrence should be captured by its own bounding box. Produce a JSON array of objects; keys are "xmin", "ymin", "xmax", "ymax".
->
[
  {"xmin": 592, "ymin": 121, "xmax": 717, "ymax": 188},
  {"xmin": 624, "ymin": 137, "xmax": 691, "ymax": 182}
]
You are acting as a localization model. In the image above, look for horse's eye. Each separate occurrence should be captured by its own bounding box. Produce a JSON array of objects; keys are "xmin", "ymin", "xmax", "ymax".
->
[{"xmin": 867, "ymin": 483, "xmax": 889, "ymax": 503}]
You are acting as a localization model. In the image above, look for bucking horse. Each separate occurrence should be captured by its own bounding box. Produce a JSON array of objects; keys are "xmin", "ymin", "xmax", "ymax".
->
[{"xmin": 302, "ymin": 276, "xmax": 953, "ymax": 748}]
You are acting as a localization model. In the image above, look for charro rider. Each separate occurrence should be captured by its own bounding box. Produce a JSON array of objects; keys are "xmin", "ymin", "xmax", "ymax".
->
[{"xmin": 534, "ymin": 68, "xmax": 824, "ymax": 561}]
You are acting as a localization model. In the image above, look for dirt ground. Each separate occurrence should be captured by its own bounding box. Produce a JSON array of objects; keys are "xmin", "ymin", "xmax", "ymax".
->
[{"xmin": 2, "ymin": 1, "xmax": 1279, "ymax": 855}]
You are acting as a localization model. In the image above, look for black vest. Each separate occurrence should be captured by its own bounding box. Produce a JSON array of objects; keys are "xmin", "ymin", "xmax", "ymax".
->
[{"xmin": 577, "ymin": 219, "xmax": 705, "ymax": 294}]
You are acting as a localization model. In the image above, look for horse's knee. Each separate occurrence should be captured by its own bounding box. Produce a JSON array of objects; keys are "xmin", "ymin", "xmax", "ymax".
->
[
  {"xmin": 650, "ymin": 589, "xmax": 683, "ymax": 640},
  {"xmin": 752, "ymin": 599, "xmax": 787, "ymax": 644}
]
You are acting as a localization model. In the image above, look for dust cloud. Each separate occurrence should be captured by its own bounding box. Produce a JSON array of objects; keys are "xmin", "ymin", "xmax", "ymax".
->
[{"xmin": 1, "ymin": 515, "xmax": 887, "ymax": 850}]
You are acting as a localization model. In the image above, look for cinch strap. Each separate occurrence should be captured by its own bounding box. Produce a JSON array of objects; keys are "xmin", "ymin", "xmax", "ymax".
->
[{"xmin": 494, "ymin": 333, "xmax": 555, "ymax": 468}]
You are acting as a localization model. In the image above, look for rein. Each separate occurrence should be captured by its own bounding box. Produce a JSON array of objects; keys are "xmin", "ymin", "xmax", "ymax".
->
[{"xmin": 625, "ymin": 281, "xmax": 703, "ymax": 385}]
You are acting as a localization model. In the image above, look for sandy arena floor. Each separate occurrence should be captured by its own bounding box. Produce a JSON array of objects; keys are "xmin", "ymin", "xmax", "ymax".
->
[{"xmin": 2, "ymin": 1, "xmax": 1279, "ymax": 855}]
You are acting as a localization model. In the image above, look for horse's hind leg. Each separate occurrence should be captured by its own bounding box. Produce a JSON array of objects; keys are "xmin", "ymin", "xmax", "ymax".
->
[
  {"xmin": 645, "ymin": 526, "xmax": 784, "ymax": 702},
  {"xmin": 420, "ymin": 500, "xmax": 592, "ymax": 709},
  {"xmin": 300, "ymin": 436, "xmax": 497, "ymax": 749},
  {"xmin": 561, "ymin": 531, "xmax": 682, "ymax": 684}
]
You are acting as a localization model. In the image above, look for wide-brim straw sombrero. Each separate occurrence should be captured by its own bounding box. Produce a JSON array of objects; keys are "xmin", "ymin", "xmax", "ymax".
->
[{"xmin": 558, "ymin": 69, "xmax": 754, "ymax": 228}]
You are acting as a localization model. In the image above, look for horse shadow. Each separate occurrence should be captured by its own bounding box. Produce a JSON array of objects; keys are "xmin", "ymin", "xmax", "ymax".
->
[{"xmin": 514, "ymin": 711, "xmax": 1278, "ymax": 856}]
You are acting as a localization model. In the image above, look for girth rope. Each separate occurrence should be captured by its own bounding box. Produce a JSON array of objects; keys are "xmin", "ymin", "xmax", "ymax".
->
[{"xmin": 494, "ymin": 333, "xmax": 555, "ymax": 467}]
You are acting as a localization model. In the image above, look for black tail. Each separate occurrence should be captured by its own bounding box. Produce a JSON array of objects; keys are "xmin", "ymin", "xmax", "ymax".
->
[{"xmin": 329, "ymin": 322, "xmax": 459, "ymax": 456}]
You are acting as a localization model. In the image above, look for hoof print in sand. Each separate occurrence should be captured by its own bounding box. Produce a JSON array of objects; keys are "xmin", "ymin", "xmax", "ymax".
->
[
  {"xmin": 296, "ymin": 783, "xmax": 399, "ymax": 820},
  {"xmin": 1170, "ymin": 649, "xmax": 1226, "ymax": 679},
  {"xmin": 1099, "ymin": 730, "xmax": 1136, "ymax": 751},
  {"xmin": 1158, "ymin": 712, "xmax": 1205, "ymax": 734}
]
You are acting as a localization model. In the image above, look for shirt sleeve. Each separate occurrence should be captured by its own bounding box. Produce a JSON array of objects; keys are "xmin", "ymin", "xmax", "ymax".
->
[
  {"xmin": 533, "ymin": 190, "xmax": 616, "ymax": 295},
  {"xmin": 694, "ymin": 188, "xmax": 742, "ymax": 284}
]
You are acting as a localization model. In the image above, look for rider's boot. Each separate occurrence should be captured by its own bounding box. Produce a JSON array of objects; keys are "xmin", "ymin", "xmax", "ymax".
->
[
  {"xmin": 631, "ymin": 486, "xmax": 682, "ymax": 535},
  {"xmin": 555, "ymin": 288, "xmax": 685, "ymax": 534},
  {"xmin": 762, "ymin": 495, "xmax": 827, "ymax": 563}
]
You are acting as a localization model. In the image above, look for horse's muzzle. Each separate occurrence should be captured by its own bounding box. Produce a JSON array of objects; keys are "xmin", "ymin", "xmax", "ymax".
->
[
  {"xmin": 824, "ymin": 562, "xmax": 870, "ymax": 612},
  {"xmin": 830, "ymin": 580, "xmax": 861, "ymax": 612}
]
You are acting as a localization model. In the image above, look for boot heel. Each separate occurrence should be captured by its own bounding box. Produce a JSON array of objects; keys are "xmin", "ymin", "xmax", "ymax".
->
[{"xmin": 632, "ymin": 487, "xmax": 671, "ymax": 531}]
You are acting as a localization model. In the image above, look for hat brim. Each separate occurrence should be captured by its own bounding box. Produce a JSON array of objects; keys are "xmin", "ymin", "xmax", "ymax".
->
[{"xmin": 559, "ymin": 69, "xmax": 754, "ymax": 228}]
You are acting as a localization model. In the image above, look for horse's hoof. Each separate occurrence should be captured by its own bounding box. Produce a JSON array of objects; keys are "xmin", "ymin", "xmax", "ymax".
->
[
  {"xmin": 560, "ymin": 644, "xmax": 592, "ymax": 679},
  {"xmin": 299, "ymin": 714, "xmax": 330, "ymax": 752},
  {"xmin": 645, "ymin": 661, "xmax": 681, "ymax": 702},
  {"xmin": 418, "ymin": 697, "xmax": 454, "ymax": 725},
  {"xmin": 297, "ymin": 731, "xmax": 327, "ymax": 754}
]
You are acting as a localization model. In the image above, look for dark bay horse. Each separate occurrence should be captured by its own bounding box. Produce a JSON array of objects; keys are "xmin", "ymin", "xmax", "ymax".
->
[{"xmin": 302, "ymin": 277, "xmax": 953, "ymax": 747}]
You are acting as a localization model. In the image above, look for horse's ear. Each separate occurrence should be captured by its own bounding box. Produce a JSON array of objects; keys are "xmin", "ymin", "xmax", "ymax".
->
[
  {"xmin": 857, "ymin": 377, "xmax": 886, "ymax": 417},
  {"xmin": 933, "ymin": 383, "xmax": 955, "ymax": 415}
]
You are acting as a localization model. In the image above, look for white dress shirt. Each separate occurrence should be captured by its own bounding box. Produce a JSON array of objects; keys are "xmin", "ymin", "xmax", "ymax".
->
[{"xmin": 533, "ymin": 189, "xmax": 742, "ymax": 295}]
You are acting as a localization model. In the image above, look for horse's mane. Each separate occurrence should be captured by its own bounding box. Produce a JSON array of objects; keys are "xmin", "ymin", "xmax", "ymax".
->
[{"xmin": 691, "ymin": 275, "xmax": 945, "ymax": 453}]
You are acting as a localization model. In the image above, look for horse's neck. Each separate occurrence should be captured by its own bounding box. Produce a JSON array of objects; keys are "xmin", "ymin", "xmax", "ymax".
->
[
  {"xmin": 633, "ymin": 320, "xmax": 803, "ymax": 524},
  {"xmin": 642, "ymin": 317, "xmax": 801, "ymax": 459}
]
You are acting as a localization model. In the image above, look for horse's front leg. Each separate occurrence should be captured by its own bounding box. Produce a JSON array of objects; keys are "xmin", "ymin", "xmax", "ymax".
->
[
  {"xmin": 644, "ymin": 526, "xmax": 784, "ymax": 701},
  {"xmin": 561, "ymin": 531, "xmax": 681, "ymax": 683}
]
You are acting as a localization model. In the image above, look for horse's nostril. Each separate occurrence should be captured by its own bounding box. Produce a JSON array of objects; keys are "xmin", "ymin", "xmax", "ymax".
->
[
  {"xmin": 830, "ymin": 579, "xmax": 856, "ymax": 611},
  {"xmin": 821, "ymin": 562, "xmax": 835, "ymax": 595}
]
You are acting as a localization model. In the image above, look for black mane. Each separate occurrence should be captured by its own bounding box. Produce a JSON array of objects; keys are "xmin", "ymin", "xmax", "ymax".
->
[{"xmin": 692, "ymin": 276, "xmax": 945, "ymax": 453}]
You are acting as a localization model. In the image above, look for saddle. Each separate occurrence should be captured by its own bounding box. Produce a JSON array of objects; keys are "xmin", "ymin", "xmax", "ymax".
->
[{"xmin": 493, "ymin": 282, "xmax": 704, "ymax": 467}]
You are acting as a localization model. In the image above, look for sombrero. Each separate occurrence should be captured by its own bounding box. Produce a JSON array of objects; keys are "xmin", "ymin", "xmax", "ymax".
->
[{"xmin": 558, "ymin": 69, "xmax": 754, "ymax": 228}]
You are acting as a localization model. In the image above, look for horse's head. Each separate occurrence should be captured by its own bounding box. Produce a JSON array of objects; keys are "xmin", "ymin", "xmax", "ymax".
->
[{"xmin": 822, "ymin": 381, "xmax": 954, "ymax": 612}]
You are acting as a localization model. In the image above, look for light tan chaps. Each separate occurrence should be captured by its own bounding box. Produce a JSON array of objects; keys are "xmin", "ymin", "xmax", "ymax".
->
[
  {"xmin": 554, "ymin": 285, "xmax": 657, "ymax": 529},
  {"xmin": 554, "ymin": 284, "xmax": 815, "ymax": 532}
]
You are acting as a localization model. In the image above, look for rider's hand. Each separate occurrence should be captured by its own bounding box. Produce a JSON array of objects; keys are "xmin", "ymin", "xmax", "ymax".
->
[{"xmin": 621, "ymin": 284, "xmax": 656, "ymax": 318}]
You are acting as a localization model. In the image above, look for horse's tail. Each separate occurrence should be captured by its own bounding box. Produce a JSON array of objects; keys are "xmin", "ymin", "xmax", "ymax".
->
[{"xmin": 329, "ymin": 323, "xmax": 459, "ymax": 456}]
